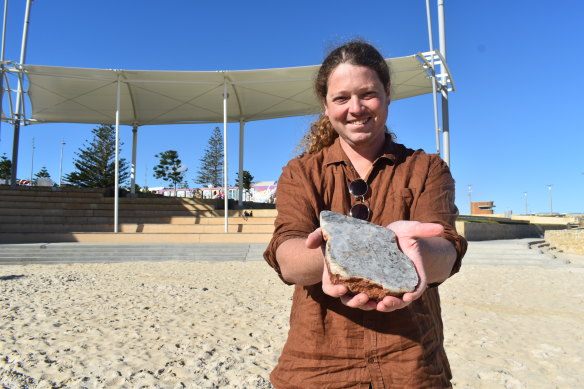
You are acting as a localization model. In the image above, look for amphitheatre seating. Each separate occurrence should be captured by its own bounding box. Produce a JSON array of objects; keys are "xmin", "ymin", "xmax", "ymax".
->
[{"xmin": 0, "ymin": 185, "xmax": 276, "ymax": 243}]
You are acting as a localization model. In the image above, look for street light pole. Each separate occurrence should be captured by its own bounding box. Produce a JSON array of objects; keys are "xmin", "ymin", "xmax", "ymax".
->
[
  {"xmin": 467, "ymin": 184, "xmax": 472, "ymax": 214},
  {"xmin": 547, "ymin": 184, "xmax": 553, "ymax": 214},
  {"xmin": 523, "ymin": 192, "xmax": 528, "ymax": 215},
  {"xmin": 29, "ymin": 136, "xmax": 34, "ymax": 185},
  {"xmin": 59, "ymin": 140, "xmax": 65, "ymax": 186}
]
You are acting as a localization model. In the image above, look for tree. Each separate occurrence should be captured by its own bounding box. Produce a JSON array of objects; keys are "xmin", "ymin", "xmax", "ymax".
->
[
  {"xmin": 35, "ymin": 166, "xmax": 51, "ymax": 179},
  {"xmin": 235, "ymin": 170, "xmax": 254, "ymax": 201},
  {"xmin": 0, "ymin": 153, "xmax": 11, "ymax": 181},
  {"xmin": 65, "ymin": 124, "xmax": 129, "ymax": 188},
  {"xmin": 195, "ymin": 126, "xmax": 223, "ymax": 187},
  {"xmin": 153, "ymin": 150, "xmax": 187, "ymax": 192}
]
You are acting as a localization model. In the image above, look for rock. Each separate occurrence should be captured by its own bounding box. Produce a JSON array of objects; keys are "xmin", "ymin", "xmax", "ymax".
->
[{"xmin": 320, "ymin": 210, "xmax": 418, "ymax": 299}]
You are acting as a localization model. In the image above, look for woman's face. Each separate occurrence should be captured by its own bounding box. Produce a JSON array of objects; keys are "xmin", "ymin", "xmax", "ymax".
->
[{"xmin": 324, "ymin": 63, "xmax": 390, "ymax": 151}]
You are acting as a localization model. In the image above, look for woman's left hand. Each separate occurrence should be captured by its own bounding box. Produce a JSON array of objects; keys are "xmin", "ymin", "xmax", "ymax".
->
[{"xmin": 371, "ymin": 221, "xmax": 444, "ymax": 312}]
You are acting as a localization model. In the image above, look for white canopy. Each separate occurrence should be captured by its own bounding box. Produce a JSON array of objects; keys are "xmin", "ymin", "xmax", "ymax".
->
[
  {"xmin": 22, "ymin": 54, "xmax": 436, "ymax": 125},
  {"xmin": 3, "ymin": 51, "xmax": 452, "ymax": 233}
]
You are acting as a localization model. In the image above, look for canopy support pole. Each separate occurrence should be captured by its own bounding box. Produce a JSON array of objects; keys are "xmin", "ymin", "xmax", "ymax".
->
[
  {"xmin": 223, "ymin": 81, "xmax": 229, "ymax": 233},
  {"xmin": 238, "ymin": 120, "xmax": 244, "ymax": 207},
  {"xmin": 9, "ymin": 0, "xmax": 32, "ymax": 188},
  {"xmin": 114, "ymin": 76, "xmax": 121, "ymax": 233},
  {"xmin": 438, "ymin": 0, "xmax": 450, "ymax": 166},
  {"xmin": 0, "ymin": 0, "xmax": 8, "ymax": 144},
  {"xmin": 130, "ymin": 125, "xmax": 138, "ymax": 195},
  {"xmin": 426, "ymin": 0, "xmax": 441, "ymax": 155}
]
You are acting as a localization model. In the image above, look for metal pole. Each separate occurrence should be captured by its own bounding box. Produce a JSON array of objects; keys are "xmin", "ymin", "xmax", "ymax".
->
[
  {"xmin": 131, "ymin": 125, "xmax": 138, "ymax": 195},
  {"xmin": 0, "ymin": 0, "xmax": 6, "ymax": 144},
  {"xmin": 467, "ymin": 184, "xmax": 472, "ymax": 214},
  {"xmin": 426, "ymin": 0, "xmax": 441, "ymax": 154},
  {"xmin": 547, "ymin": 185, "xmax": 553, "ymax": 214},
  {"xmin": 223, "ymin": 81, "xmax": 229, "ymax": 232},
  {"xmin": 437, "ymin": 0, "xmax": 450, "ymax": 166},
  {"xmin": 29, "ymin": 136, "xmax": 34, "ymax": 184},
  {"xmin": 59, "ymin": 140, "xmax": 65, "ymax": 187},
  {"xmin": 114, "ymin": 77, "xmax": 121, "ymax": 232},
  {"xmin": 238, "ymin": 120, "xmax": 244, "ymax": 207},
  {"xmin": 523, "ymin": 192, "xmax": 528, "ymax": 215},
  {"xmin": 1, "ymin": 0, "xmax": 8, "ymax": 61},
  {"xmin": 10, "ymin": 0, "xmax": 33, "ymax": 187}
]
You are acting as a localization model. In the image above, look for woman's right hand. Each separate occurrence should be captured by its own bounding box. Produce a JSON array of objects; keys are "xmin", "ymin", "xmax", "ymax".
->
[{"xmin": 308, "ymin": 228, "xmax": 377, "ymax": 310}]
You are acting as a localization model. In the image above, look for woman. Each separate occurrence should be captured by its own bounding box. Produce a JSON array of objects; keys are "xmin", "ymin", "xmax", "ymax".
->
[{"xmin": 264, "ymin": 40, "xmax": 467, "ymax": 389}]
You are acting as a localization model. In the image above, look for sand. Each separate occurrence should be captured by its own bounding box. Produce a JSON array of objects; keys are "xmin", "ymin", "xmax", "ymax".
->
[{"xmin": 1, "ymin": 258, "xmax": 583, "ymax": 388}]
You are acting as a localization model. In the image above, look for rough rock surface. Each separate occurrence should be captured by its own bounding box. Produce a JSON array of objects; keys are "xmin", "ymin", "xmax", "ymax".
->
[{"xmin": 320, "ymin": 210, "xmax": 418, "ymax": 299}]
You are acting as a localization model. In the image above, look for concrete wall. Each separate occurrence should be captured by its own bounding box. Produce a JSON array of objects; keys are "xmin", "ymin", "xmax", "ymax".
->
[
  {"xmin": 544, "ymin": 230, "xmax": 584, "ymax": 255},
  {"xmin": 456, "ymin": 221, "xmax": 547, "ymax": 241},
  {"xmin": 511, "ymin": 215, "xmax": 582, "ymax": 226}
]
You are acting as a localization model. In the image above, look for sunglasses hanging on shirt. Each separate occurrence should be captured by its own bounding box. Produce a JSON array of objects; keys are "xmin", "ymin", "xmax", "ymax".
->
[{"xmin": 348, "ymin": 178, "xmax": 370, "ymax": 221}]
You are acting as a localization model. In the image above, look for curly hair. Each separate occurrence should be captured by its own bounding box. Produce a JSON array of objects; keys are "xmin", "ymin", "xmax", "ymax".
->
[{"xmin": 299, "ymin": 40, "xmax": 393, "ymax": 155}]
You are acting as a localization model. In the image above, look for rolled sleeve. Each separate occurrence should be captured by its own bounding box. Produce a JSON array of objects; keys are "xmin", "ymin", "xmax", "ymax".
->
[
  {"xmin": 263, "ymin": 159, "xmax": 320, "ymax": 283},
  {"xmin": 413, "ymin": 156, "xmax": 467, "ymax": 279}
]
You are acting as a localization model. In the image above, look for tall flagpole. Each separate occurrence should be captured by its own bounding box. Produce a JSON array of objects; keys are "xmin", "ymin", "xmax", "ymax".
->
[{"xmin": 10, "ymin": 0, "xmax": 33, "ymax": 187}]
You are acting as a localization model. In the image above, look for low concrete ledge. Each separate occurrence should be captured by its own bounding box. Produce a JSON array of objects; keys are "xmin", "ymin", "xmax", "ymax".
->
[
  {"xmin": 544, "ymin": 229, "xmax": 584, "ymax": 255},
  {"xmin": 456, "ymin": 221, "xmax": 565, "ymax": 241}
]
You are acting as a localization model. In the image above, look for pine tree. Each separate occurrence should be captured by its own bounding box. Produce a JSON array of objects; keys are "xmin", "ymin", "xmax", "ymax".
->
[
  {"xmin": 153, "ymin": 150, "xmax": 187, "ymax": 192},
  {"xmin": 0, "ymin": 153, "xmax": 11, "ymax": 181},
  {"xmin": 235, "ymin": 170, "xmax": 254, "ymax": 201},
  {"xmin": 35, "ymin": 166, "xmax": 51, "ymax": 179},
  {"xmin": 65, "ymin": 124, "xmax": 129, "ymax": 188},
  {"xmin": 195, "ymin": 126, "xmax": 224, "ymax": 187}
]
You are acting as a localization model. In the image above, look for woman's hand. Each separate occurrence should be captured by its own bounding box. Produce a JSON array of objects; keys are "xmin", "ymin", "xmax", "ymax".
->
[
  {"xmin": 375, "ymin": 221, "xmax": 445, "ymax": 312},
  {"xmin": 313, "ymin": 221, "xmax": 446, "ymax": 313}
]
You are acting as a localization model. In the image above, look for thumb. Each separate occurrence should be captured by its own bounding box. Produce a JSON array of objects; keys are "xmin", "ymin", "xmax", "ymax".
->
[
  {"xmin": 412, "ymin": 223, "xmax": 444, "ymax": 238},
  {"xmin": 306, "ymin": 227, "xmax": 324, "ymax": 249}
]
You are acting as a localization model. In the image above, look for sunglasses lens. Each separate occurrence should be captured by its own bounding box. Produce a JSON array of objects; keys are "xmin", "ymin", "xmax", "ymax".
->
[
  {"xmin": 349, "ymin": 179, "xmax": 368, "ymax": 197},
  {"xmin": 350, "ymin": 203, "xmax": 370, "ymax": 220}
]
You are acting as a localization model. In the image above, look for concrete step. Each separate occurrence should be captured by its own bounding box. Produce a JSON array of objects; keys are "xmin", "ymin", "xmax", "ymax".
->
[
  {"xmin": 0, "ymin": 195, "xmax": 220, "ymax": 206},
  {"xmin": 0, "ymin": 215, "xmax": 276, "ymax": 225},
  {"xmin": 0, "ymin": 242, "xmax": 269, "ymax": 264},
  {"xmin": 0, "ymin": 223, "xmax": 275, "ymax": 233},
  {"xmin": 0, "ymin": 208, "xmax": 222, "ymax": 217},
  {"xmin": 0, "ymin": 186, "xmax": 107, "ymax": 197},
  {"xmin": 463, "ymin": 239, "xmax": 570, "ymax": 267},
  {"xmin": 0, "ymin": 232, "xmax": 272, "ymax": 244},
  {"xmin": 0, "ymin": 207, "xmax": 277, "ymax": 218},
  {"xmin": 0, "ymin": 200, "xmax": 216, "ymax": 211}
]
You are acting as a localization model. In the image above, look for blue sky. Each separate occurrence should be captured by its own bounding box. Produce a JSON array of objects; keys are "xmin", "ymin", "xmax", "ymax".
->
[{"xmin": 0, "ymin": 0, "xmax": 582, "ymax": 215}]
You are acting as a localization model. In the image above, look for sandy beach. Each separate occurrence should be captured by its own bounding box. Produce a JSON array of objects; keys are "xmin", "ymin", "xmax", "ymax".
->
[{"xmin": 1, "ymin": 256, "xmax": 583, "ymax": 388}]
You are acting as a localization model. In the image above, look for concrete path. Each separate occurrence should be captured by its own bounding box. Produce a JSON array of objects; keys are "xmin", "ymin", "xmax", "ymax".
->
[
  {"xmin": 0, "ymin": 238, "xmax": 578, "ymax": 267},
  {"xmin": 0, "ymin": 242, "xmax": 269, "ymax": 265}
]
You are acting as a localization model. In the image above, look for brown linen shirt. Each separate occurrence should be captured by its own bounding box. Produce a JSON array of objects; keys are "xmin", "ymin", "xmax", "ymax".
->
[{"xmin": 264, "ymin": 135, "xmax": 467, "ymax": 389}]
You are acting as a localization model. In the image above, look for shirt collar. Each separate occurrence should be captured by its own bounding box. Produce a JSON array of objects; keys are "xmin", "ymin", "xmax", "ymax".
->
[{"xmin": 323, "ymin": 134, "xmax": 398, "ymax": 166}]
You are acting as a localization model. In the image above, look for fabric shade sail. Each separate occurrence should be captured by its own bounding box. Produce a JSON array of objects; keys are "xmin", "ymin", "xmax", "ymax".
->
[{"xmin": 23, "ymin": 54, "xmax": 434, "ymax": 126}]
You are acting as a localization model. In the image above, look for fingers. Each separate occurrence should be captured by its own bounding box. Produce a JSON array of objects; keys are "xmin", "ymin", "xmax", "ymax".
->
[
  {"xmin": 389, "ymin": 221, "xmax": 444, "ymax": 239},
  {"xmin": 376, "ymin": 296, "xmax": 411, "ymax": 312},
  {"xmin": 413, "ymin": 223, "xmax": 444, "ymax": 238},
  {"xmin": 340, "ymin": 293, "xmax": 377, "ymax": 311},
  {"xmin": 321, "ymin": 260, "xmax": 348, "ymax": 298}
]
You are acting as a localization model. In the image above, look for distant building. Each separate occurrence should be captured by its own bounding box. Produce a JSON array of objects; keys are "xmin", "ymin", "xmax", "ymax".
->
[
  {"xmin": 471, "ymin": 201, "xmax": 495, "ymax": 215},
  {"xmin": 155, "ymin": 180, "xmax": 277, "ymax": 203}
]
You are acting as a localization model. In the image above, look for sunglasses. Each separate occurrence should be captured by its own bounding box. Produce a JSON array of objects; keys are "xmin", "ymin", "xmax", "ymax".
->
[{"xmin": 348, "ymin": 178, "xmax": 370, "ymax": 221}]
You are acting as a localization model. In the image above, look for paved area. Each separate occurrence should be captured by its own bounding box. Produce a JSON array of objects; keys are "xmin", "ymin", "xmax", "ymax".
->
[
  {"xmin": 0, "ymin": 239, "xmax": 581, "ymax": 267},
  {"xmin": 0, "ymin": 242, "xmax": 269, "ymax": 265}
]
